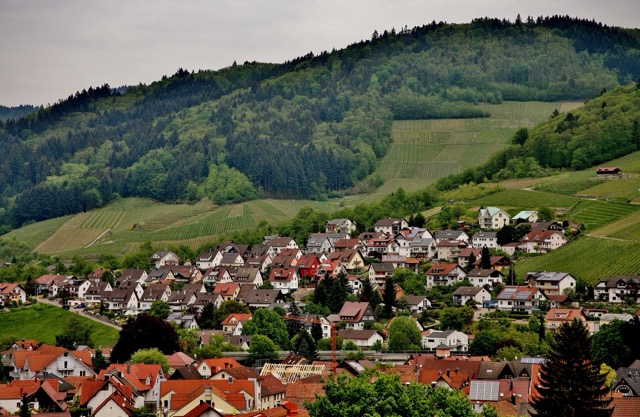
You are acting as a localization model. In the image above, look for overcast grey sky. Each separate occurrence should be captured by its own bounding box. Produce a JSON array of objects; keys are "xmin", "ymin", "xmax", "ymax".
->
[{"xmin": 1, "ymin": 0, "xmax": 639, "ymax": 107}]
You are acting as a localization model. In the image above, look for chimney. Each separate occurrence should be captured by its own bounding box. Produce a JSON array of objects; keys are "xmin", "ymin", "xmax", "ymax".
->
[{"xmin": 446, "ymin": 369, "xmax": 450, "ymax": 377}]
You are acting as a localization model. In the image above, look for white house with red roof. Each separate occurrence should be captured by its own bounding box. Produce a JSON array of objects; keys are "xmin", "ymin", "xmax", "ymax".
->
[
  {"xmin": 10, "ymin": 344, "xmax": 96, "ymax": 380},
  {"xmin": 99, "ymin": 363, "xmax": 165, "ymax": 410},
  {"xmin": 424, "ymin": 263, "xmax": 467, "ymax": 288},
  {"xmin": 335, "ymin": 302, "xmax": 376, "ymax": 330},
  {"xmin": 213, "ymin": 282, "xmax": 240, "ymax": 301},
  {"xmin": 0, "ymin": 282, "xmax": 27, "ymax": 305},
  {"xmin": 221, "ymin": 313, "xmax": 253, "ymax": 335},
  {"xmin": 519, "ymin": 230, "xmax": 568, "ymax": 253},
  {"xmin": 544, "ymin": 308, "xmax": 587, "ymax": 331},
  {"xmin": 269, "ymin": 267, "xmax": 299, "ymax": 294}
]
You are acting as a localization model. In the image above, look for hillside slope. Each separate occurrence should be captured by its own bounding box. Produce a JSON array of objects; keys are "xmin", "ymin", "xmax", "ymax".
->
[{"xmin": 1, "ymin": 17, "xmax": 640, "ymax": 233}]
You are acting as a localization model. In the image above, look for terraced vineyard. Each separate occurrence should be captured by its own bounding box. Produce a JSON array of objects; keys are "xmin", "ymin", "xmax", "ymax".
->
[
  {"xmin": 369, "ymin": 101, "xmax": 582, "ymax": 201},
  {"xmin": 565, "ymin": 200, "xmax": 640, "ymax": 231},
  {"xmin": 470, "ymin": 189, "xmax": 580, "ymax": 209},
  {"xmin": 589, "ymin": 210, "xmax": 640, "ymax": 241},
  {"xmin": 515, "ymin": 236, "xmax": 640, "ymax": 285}
]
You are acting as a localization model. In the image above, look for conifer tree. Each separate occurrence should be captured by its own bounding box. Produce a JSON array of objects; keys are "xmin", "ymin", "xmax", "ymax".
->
[
  {"xmin": 382, "ymin": 277, "xmax": 396, "ymax": 319},
  {"xmin": 532, "ymin": 318, "xmax": 612, "ymax": 417}
]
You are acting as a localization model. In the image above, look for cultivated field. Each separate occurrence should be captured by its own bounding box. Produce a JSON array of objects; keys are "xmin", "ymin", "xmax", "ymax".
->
[
  {"xmin": 515, "ymin": 236, "xmax": 640, "ymax": 285},
  {"xmin": 368, "ymin": 101, "xmax": 582, "ymax": 201},
  {"xmin": 6, "ymin": 197, "xmax": 347, "ymax": 257},
  {"xmin": 469, "ymin": 189, "xmax": 580, "ymax": 209}
]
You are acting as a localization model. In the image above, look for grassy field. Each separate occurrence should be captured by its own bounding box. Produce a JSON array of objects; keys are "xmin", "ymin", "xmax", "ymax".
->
[
  {"xmin": 0, "ymin": 303, "xmax": 119, "ymax": 347},
  {"xmin": 3, "ymin": 197, "xmax": 348, "ymax": 257},
  {"xmin": 367, "ymin": 101, "xmax": 582, "ymax": 201},
  {"xmin": 515, "ymin": 236, "xmax": 640, "ymax": 286}
]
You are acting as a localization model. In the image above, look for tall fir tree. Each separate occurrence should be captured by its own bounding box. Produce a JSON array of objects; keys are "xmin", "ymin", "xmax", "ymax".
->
[
  {"xmin": 532, "ymin": 318, "xmax": 612, "ymax": 417},
  {"xmin": 382, "ymin": 277, "xmax": 397, "ymax": 319},
  {"xmin": 360, "ymin": 277, "xmax": 374, "ymax": 302},
  {"xmin": 480, "ymin": 246, "xmax": 491, "ymax": 269},
  {"xmin": 286, "ymin": 301, "xmax": 304, "ymax": 337}
]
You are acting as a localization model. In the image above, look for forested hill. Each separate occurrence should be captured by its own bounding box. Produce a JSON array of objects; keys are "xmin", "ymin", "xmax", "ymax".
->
[
  {"xmin": 1, "ymin": 16, "xmax": 640, "ymax": 233},
  {"xmin": 0, "ymin": 105, "xmax": 37, "ymax": 122}
]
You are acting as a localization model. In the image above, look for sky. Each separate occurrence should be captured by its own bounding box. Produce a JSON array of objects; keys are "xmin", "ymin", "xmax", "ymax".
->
[{"xmin": 1, "ymin": 0, "xmax": 639, "ymax": 107}]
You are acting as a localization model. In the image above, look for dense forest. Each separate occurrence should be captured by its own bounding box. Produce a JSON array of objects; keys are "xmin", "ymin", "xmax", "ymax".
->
[
  {"xmin": 0, "ymin": 105, "xmax": 37, "ymax": 122},
  {"xmin": 1, "ymin": 16, "xmax": 640, "ymax": 232}
]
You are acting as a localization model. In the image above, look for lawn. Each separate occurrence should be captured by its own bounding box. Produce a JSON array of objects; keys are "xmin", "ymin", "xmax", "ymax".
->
[{"xmin": 0, "ymin": 303, "xmax": 119, "ymax": 347}]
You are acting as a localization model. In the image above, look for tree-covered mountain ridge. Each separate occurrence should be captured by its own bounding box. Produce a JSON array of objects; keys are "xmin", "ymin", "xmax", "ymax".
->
[{"xmin": 1, "ymin": 16, "xmax": 639, "ymax": 233}]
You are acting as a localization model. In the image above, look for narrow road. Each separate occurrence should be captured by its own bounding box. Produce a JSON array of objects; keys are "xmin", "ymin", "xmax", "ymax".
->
[{"xmin": 36, "ymin": 297, "xmax": 121, "ymax": 330}]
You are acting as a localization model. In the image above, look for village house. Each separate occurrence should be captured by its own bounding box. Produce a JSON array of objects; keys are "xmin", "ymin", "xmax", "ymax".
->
[
  {"xmin": 337, "ymin": 329, "xmax": 383, "ymax": 349},
  {"xmin": 0, "ymin": 283, "xmax": 27, "ymax": 305},
  {"xmin": 496, "ymin": 286, "xmax": 548, "ymax": 314},
  {"xmin": 103, "ymin": 285, "xmax": 143, "ymax": 315},
  {"xmin": 325, "ymin": 218, "xmax": 357, "ymax": 234},
  {"xmin": 434, "ymin": 229, "xmax": 470, "ymax": 244},
  {"xmin": 402, "ymin": 294, "xmax": 431, "ymax": 315},
  {"xmin": 512, "ymin": 210, "xmax": 538, "ymax": 224},
  {"xmin": 594, "ymin": 275, "xmax": 640, "ymax": 303},
  {"xmin": 213, "ymin": 282, "xmax": 241, "ymax": 302},
  {"xmin": 296, "ymin": 253, "xmax": 322, "ymax": 281},
  {"xmin": 265, "ymin": 236, "xmax": 299, "ymax": 254},
  {"xmin": 333, "ymin": 302, "xmax": 376, "ymax": 330},
  {"xmin": 365, "ymin": 236, "xmax": 400, "ymax": 256},
  {"xmin": 195, "ymin": 248, "xmax": 223, "ymax": 270},
  {"xmin": 466, "ymin": 268, "xmax": 504, "ymax": 288},
  {"xmin": 456, "ymin": 248, "xmax": 481, "ymax": 268},
  {"xmin": 526, "ymin": 271, "xmax": 576, "ymax": 296},
  {"xmin": 596, "ymin": 166, "xmax": 622, "ymax": 176},
  {"xmin": 268, "ymin": 267, "xmax": 299, "ymax": 294},
  {"xmin": 306, "ymin": 234, "xmax": 333, "ymax": 254},
  {"xmin": 150, "ymin": 250, "xmax": 180, "ymax": 269},
  {"xmin": 236, "ymin": 287, "xmax": 284, "ymax": 309},
  {"xmin": 10, "ymin": 344, "xmax": 96, "ymax": 380},
  {"xmin": 421, "ymin": 329, "xmax": 469, "ymax": 352},
  {"xmin": 424, "ymin": 263, "xmax": 467, "ymax": 288},
  {"xmin": 519, "ymin": 230, "xmax": 568, "ymax": 253},
  {"xmin": 326, "ymin": 249, "xmax": 365, "ymax": 272},
  {"xmin": 373, "ymin": 218, "xmax": 408, "ymax": 236},
  {"xmin": 544, "ymin": 308, "xmax": 588, "ymax": 331},
  {"xmin": 221, "ymin": 313, "xmax": 253, "ymax": 335},
  {"xmin": 435, "ymin": 239, "xmax": 468, "ymax": 261},
  {"xmin": 477, "ymin": 207, "xmax": 511, "ymax": 230},
  {"xmin": 409, "ymin": 235, "xmax": 437, "ymax": 259},
  {"xmin": 118, "ymin": 268, "xmax": 149, "ymax": 286},
  {"xmin": 138, "ymin": 283, "xmax": 171, "ymax": 312},
  {"xmin": 471, "ymin": 231, "xmax": 498, "ymax": 249},
  {"xmin": 452, "ymin": 286, "xmax": 492, "ymax": 306},
  {"xmin": 368, "ymin": 262, "xmax": 395, "ymax": 284}
]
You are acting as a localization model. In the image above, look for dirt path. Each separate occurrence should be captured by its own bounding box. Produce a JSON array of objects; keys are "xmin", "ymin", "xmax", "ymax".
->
[{"xmin": 37, "ymin": 297, "xmax": 121, "ymax": 330}]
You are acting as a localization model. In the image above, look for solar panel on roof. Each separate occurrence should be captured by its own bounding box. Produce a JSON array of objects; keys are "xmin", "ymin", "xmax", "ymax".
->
[
  {"xmin": 470, "ymin": 380, "xmax": 500, "ymax": 401},
  {"xmin": 514, "ymin": 291, "xmax": 531, "ymax": 300},
  {"xmin": 521, "ymin": 358, "xmax": 545, "ymax": 364}
]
